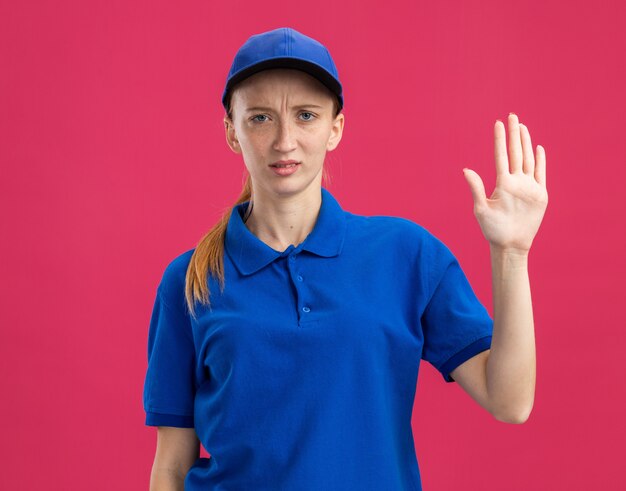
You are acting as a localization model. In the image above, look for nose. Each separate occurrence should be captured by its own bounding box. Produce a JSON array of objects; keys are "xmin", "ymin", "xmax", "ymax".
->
[{"xmin": 272, "ymin": 118, "xmax": 297, "ymax": 153}]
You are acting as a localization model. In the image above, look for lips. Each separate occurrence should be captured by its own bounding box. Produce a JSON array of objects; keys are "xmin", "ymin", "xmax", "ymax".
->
[{"xmin": 270, "ymin": 160, "xmax": 300, "ymax": 168}]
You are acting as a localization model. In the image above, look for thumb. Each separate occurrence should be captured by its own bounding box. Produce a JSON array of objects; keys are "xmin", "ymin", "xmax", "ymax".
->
[{"xmin": 462, "ymin": 168, "xmax": 487, "ymax": 208}]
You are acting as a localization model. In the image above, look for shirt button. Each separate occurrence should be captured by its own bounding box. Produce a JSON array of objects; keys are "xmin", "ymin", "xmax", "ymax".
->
[
  {"xmin": 289, "ymin": 255, "xmax": 296, "ymax": 262},
  {"xmin": 297, "ymin": 275, "xmax": 303, "ymax": 282},
  {"xmin": 302, "ymin": 306, "xmax": 310, "ymax": 313}
]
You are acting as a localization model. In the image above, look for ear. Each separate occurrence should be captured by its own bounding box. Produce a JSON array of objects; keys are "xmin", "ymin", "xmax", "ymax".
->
[
  {"xmin": 224, "ymin": 117, "xmax": 242, "ymax": 154},
  {"xmin": 326, "ymin": 112, "xmax": 345, "ymax": 151}
]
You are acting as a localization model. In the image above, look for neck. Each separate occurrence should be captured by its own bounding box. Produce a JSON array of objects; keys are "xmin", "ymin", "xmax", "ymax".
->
[{"xmin": 245, "ymin": 184, "xmax": 322, "ymax": 253}]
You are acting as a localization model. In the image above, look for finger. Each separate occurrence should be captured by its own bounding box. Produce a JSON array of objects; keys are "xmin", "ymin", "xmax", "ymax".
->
[
  {"xmin": 494, "ymin": 120, "xmax": 509, "ymax": 176},
  {"xmin": 507, "ymin": 113, "xmax": 523, "ymax": 173},
  {"xmin": 519, "ymin": 123, "xmax": 535, "ymax": 175},
  {"xmin": 534, "ymin": 144, "xmax": 546, "ymax": 186},
  {"xmin": 462, "ymin": 168, "xmax": 487, "ymax": 209}
]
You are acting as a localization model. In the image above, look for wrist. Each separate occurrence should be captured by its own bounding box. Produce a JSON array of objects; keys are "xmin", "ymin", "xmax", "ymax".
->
[
  {"xmin": 489, "ymin": 244, "xmax": 529, "ymax": 271},
  {"xmin": 489, "ymin": 243, "xmax": 530, "ymax": 257}
]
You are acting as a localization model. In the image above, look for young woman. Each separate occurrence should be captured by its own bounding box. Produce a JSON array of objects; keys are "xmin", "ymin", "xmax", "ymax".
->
[{"xmin": 143, "ymin": 27, "xmax": 548, "ymax": 491}]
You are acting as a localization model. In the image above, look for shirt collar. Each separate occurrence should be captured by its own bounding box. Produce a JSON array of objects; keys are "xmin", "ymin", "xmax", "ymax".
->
[{"xmin": 225, "ymin": 187, "xmax": 347, "ymax": 276}]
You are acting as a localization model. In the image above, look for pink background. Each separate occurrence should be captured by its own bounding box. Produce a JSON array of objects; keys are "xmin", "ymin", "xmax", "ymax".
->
[{"xmin": 2, "ymin": 0, "xmax": 625, "ymax": 489}]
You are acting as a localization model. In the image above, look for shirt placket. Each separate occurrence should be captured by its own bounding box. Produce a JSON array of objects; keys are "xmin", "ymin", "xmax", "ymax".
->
[{"xmin": 283, "ymin": 247, "xmax": 312, "ymax": 327}]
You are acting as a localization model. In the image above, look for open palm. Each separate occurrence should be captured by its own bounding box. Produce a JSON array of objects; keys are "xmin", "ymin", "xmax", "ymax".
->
[{"xmin": 463, "ymin": 113, "xmax": 548, "ymax": 253}]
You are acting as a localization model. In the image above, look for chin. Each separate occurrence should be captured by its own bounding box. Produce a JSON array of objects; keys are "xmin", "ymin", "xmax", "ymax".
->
[{"xmin": 268, "ymin": 179, "xmax": 320, "ymax": 197}]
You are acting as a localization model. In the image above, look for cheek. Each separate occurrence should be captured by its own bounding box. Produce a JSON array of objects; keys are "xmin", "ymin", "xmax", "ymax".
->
[
  {"xmin": 237, "ymin": 131, "xmax": 268, "ymax": 156},
  {"xmin": 313, "ymin": 130, "xmax": 333, "ymax": 153}
]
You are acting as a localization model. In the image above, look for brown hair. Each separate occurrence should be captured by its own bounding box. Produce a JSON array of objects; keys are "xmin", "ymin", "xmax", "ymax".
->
[{"xmin": 184, "ymin": 85, "xmax": 341, "ymax": 320}]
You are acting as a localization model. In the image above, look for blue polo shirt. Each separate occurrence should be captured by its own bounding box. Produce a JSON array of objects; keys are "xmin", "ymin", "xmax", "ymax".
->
[{"xmin": 143, "ymin": 186, "xmax": 493, "ymax": 490}]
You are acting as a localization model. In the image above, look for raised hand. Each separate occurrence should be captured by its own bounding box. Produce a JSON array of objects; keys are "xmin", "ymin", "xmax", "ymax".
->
[{"xmin": 462, "ymin": 113, "xmax": 548, "ymax": 254}]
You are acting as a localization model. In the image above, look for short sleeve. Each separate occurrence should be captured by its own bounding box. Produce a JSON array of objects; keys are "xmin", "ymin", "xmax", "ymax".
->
[
  {"xmin": 143, "ymin": 283, "xmax": 196, "ymax": 427},
  {"xmin": 420, "ymin": 239, "xmax": 493, "ymax": 383}
]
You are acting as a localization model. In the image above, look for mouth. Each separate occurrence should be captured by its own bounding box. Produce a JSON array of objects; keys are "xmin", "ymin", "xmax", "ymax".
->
[
  {"xmin": 270, "ymin": 160, "xmax": 300, "ymax": 168},
  {"xmin": 269, "ymin": 160, "xmax": 301, "ymax": 176}
]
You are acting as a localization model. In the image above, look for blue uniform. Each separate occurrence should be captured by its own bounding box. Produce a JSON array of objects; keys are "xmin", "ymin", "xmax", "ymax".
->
[{"xmin": 143, "ymin": 186, "xmax": 493, "ymax": 490}]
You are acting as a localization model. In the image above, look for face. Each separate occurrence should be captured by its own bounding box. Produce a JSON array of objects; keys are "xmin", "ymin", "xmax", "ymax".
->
[{"xmin": 224, "ymin": 68, "xmax": 344, "ymax": 199}]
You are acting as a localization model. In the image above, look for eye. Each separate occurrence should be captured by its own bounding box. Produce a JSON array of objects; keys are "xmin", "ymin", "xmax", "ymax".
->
[
  {"xmin": 251, "ymin": 114, "xmax": 269, "ymax": 123},
  {"xmin": 299, "ymin": 112, "xmax": 315, "ymax": 121}
]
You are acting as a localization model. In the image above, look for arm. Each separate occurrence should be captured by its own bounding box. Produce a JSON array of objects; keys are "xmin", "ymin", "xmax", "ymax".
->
[
  {"xmin": 150, "ymin": 427, "xmax": 200, "ymax": 491},
  {"xmin": 450, "ymin": 113, "xmax": 548, "ymax": 424},
  {"xmin": 451, "ymin": 247, "xmax": 535, "ymax": 423}
]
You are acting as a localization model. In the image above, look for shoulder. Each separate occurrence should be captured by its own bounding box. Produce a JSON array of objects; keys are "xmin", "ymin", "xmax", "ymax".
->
[
  {"xmin": 157, "ymin": 248, "xmax": 196, "ymax": 312},
  {"xmin": 345, "ymin": 211, "xmax": 448, "ymax": 253},
  {"xmin": 345, "ymin": 211, "xmax": 422, "ymax": 236},
  {"xmin": 344, "ymin": 211, "xmax": 458, "ymax": 284}
]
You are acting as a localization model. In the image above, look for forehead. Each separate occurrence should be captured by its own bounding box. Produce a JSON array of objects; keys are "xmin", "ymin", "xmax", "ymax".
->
[{"xmin": 233, "ymin": 68, "xmax": 333, "ymax": 106}]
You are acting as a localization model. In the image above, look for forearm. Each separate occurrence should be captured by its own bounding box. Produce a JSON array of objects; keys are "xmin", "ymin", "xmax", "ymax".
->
[
  {"xmin": 486, "ymin": 245, "xmax": 536, "ymax": 423},
  {"xmin": 150, "ymin": 468, "xmax": 186, "ymax": 491}
]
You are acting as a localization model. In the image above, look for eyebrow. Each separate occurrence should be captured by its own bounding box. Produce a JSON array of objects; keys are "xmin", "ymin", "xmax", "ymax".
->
[{"xmin": 243, "ymin": 104, "xmax": 325, "ymax": 113}]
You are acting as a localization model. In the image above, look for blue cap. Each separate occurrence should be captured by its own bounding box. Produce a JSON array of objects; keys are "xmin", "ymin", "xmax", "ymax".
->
[{"xmin": 222, "ymin": 27, "xmax": 343, "ymax": 113}]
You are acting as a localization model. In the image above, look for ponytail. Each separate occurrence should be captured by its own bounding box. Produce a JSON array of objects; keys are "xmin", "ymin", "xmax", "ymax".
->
[{"xmin": 184, "ymin": 173, "xmax": 253, "ymax": 319}]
